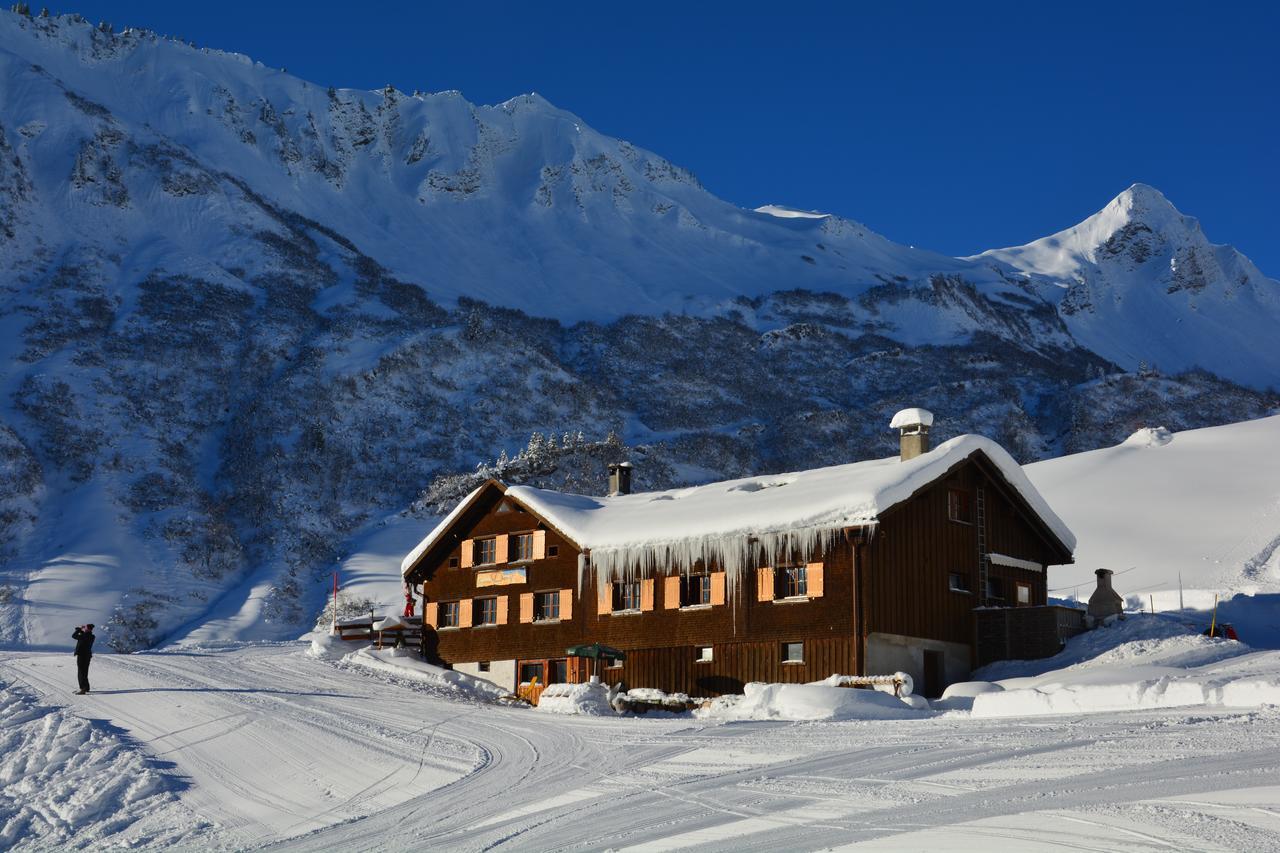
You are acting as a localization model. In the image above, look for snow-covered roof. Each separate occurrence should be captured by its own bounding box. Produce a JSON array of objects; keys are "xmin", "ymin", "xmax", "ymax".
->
[{"xmin": 402, "ymin": 436, "xmax": 1075, "ymax": 591}]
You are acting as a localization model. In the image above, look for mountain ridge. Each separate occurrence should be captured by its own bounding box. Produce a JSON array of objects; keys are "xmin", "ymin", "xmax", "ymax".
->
[{"xmin": 0, "ymin": 9, "xmax": 1276, "ymax": 651}]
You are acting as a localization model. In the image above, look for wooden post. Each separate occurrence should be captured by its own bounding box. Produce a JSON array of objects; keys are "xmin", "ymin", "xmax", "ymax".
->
[{"xmin": 331, "ymin": 571, "xmax": 339, "ymax": 635}]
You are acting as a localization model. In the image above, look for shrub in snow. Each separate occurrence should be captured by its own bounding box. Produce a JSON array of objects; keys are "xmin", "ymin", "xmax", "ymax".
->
[{"xmin": 313, "ymin": 594, "xmax": 381, "ymax": 629}]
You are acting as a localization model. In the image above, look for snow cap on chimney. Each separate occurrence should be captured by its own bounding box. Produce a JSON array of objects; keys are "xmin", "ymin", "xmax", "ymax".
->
[{"xmin": 890, "ymin": 408, "xmax": 933, "ymax": 461}]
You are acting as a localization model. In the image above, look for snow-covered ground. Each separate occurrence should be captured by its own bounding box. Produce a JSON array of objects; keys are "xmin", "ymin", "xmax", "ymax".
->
[
  {"xmin": 3, "ymin": 622, "xmax": 1280, "ymax": 851},
  {"xmin": 1025, "ymin": 414, "xmax": 1280, "ymax": 646}
]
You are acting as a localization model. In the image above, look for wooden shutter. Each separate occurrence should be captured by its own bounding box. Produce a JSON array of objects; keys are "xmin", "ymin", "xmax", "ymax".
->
[
  {"xmin": 664, "ymin": 576, "xmax": 681, "ymax": 609},
  {"xmin": 519, "ymin": 593, "xmax": 534, "ymax": 624},
  {"xmin": 597, "ymin": 582, "xmax": 613, "ymax": 615},
  {"xmin": 459, "ymin": 598, "xmax": 473, "ymax": 628},
  {"xmin": 460, "ymin": 539, "xmax": 474, "ymax": 569},
  {"xmin": 640, "ymin": 578, "xmax": 655, "ymax": 612},
  {"xmin": 757, "ymin": 567, "xmax": 775, "ymax": 602},
  {"xmin": 496, "ymin": 596, "xmax": 509, "ymax": 625},
  {"xmin": 532, "ymin": 530, "xmax": 547, "ymax": 560},
  {"xmin": 560, "ymin": 588, "xmax": 573, "ymax": 621},
  {"xmin": 424, "ymin": 602, "xmax": 438, "ymax": 628},
  {"xmin": 711, "ymin": 572, "xmax": 726, "ymax": 605},
  {"xmin": 806, "ymin": 562, "xmax": 824, "ymax": 598},
  {"xmin": 495, "ymin": 534, "xmax": 509, "ymax": 563}
]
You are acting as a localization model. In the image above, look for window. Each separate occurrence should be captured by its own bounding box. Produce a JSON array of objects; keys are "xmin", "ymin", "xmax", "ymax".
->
[
  {"xmin": 448, "ymin": 556, "xmax": 459, "ymax": 568},
  {"xmin": 985, "ymin": 578, "xmax": 1004, "ymax": 602},
  {"xmin": 519, "ymin": 662, "xmax": 544, "ymax": 685},
  {"xmin": 680, "ymin": 574, "xmax": 712, "ymax": 607},
  {"xmin": 534, "ymin": 590, "xmax": 560, "ymax": 622},
  {"xmin": 604, "ymin": 655, "xmax": 622, "ymax": 669},
  {"xmin": 777, "ymin": 565, "xmax": 808, "ymax": 599},
  {"xmin": 476, "ymin": 597, "xmax": 498, "ymax": 626},
  {"xmin": 612, "ymin": 581, "xmax": 641, "ymax": 612},
  {"xmin": 478, "ymin": 661, "xmax": 491, "ymax": 673},
  {"xmin": 695, "ymin": 646, "xmax": 713, "ymax": 663},
  {"xmin": 439, "ymin": 601, "xmax": 460, "ymax": 628},
  {"xmin": 548, "ymin": 545, "xmax": 559, "ymax": 557},
  {"xmin": 512, "ymin": 533, "xmax": 534, "ymax": 562},
  {"xmin": 948, "ymin": 489, "xmax": 973, "ymax": 524},
  {"xmin": 548, "ymin": 659, "xmax": 568, "ymax": 684},
  {"xmin": 474, "ymin": 538, "xmax": 497, "ymax": 565},
  {"xmin": 781, "ymin": 641, "xmax": 804, "ymax": 663},
  {"xmin": 1016, "ymin": 582, "xmax": 1031, "ymax": 606},
  {"xmin": 948, "ymin": 572, "xmax": 972, "ymax": 593}
]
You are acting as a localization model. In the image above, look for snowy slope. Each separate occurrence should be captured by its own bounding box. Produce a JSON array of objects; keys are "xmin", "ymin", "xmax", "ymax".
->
[
  {"xmin": 1026, "ymin": 415, "xmax": 1280, "ymax": 642},
  {"xmin": 977, "ymin": 184, "xmax": 1280, "ymax": 387},
  {"xmin": 0, "ymin": 9, "xmax": 1277, "ymax": 652}
]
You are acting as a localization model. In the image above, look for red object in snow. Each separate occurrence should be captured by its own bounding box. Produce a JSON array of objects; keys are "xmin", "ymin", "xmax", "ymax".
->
[
  {"xmin": 403, "ymin": 587, "xmax": 415, "ymax": 618},
  {"xmin": 1224, "ymin": 624, "xmax": 1239, "ymax": 641}
]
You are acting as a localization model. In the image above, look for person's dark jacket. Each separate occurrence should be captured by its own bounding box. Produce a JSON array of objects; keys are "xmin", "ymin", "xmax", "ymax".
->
[{"xmin": 72, "ymin": 627, "xmax": 94, "ymax": 658}]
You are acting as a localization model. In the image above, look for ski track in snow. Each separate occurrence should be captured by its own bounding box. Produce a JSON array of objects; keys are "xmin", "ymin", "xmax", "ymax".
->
[{"xmin": 3, "ymin": 644, "xmax": 1280, "ymax": 851}]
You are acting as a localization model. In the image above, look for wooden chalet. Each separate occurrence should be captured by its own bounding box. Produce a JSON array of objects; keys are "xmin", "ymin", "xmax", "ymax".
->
[{"xmin": 401, "ymin": 410, "xmax": 1075, "ymax": 699}]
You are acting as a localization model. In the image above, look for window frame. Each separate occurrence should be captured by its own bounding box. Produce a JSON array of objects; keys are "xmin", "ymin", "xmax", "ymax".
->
[
  {"xmin": 439, "ymin": 600, "xmax": 461, "ymax": 629},
  {"xmin": 612, "ymin": 580, "xmax": 642, "ymax": 612},
  {"xmin": 781, "ymin": 641, "xmax": 804, "ymax": 664},
  {"xmin": 511, "ymin": 532, "xmax": 535, "ymax": 562},
  {"xmin": 985, "ymin": 577, "xmax": 1005, "ymax": 602},
  {"xmin": 474, "ymin": 537, "xmax": 498, "ymax": 566},
  {"xmin": 533, "ymin": 590, "xmax": 561, "ymax": 623},
  {"xmin": 777, "ymin": 565, "xmax": 809, "ymax": 599},
  {"xmin": 1016, "ymin": 581, "xmax": 1032, "ymax": 606},
  {"xmin": 475, "ymin": 596, "xmax": 498, "ymax": 626},
  {"xmin": 948, "ymin": 489, "xmax": 974, "ymax": 525},
  {"xmin": 695, "ymin": 646, "xmax": 713, "ymax": 663},
  {"xmin": 948, "ymin": 571, "xmax": 972, "ymax": 593},
  {"xmin": 680, "ymin": 573, "xmax": 712, "ymax": 608}
]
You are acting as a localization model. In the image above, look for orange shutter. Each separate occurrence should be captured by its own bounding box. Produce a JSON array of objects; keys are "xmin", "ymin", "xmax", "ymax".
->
[
  {"xmin": 495, "ymin": 534, "xmax": 509, "ymax": 563},
  {"xmin": 664, "ymin": 576, "xmax": 681, "ymax": 609},
  {"xmin": 640, "ymin": 578, "xmax": 655, "ymax": 611},
  {"xmin": 459, "ymin": 598, "xmax": 473, "ymax": 628},
  {"xmin": 807, "ymin": 562, "xmax": 824, "ymax": 598},
  {"xmin": 519, "ymin": 593, "xmax": 534, "ymax": 623},
  {"xmin": 757, "ymin": 567, "xmax": 775, "ymax": 602},
  {"xmin": 597, "ymin": 582, "xmax": 613, "ymax": 615},
  {"xmin": 560, "ymin": 588, "xmax": 573, "ymax": 621},
  {"xmin": 424, "ymin": 602, "xmax": 438, "ymax": 627},
  {"xmin": 532, "ymin": 530, "xmax": 547, "ymax": 560},
  {"xmin": 711, "ymin": 572, "xmax": 726, "ymax": 605},
  {"xmin": 460, "ymin": 539, "xmax": 474, "ymax": 569},
  {"xmin": 497, "ymin": 596, "xmax": 509, "ymax": 625}
]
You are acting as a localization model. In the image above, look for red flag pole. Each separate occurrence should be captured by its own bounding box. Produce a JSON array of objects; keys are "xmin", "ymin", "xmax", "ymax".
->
[{"xmin": 331, "ymin": 571, "xmax": 339, "ymax": 635}]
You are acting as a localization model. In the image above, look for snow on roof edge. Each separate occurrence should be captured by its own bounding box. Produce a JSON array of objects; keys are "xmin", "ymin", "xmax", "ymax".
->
[
  {"xmin": 403, "ymin": 435, "xmax": 1076, "ymax": 581},
  {"xmin": 401, "ymin": 484, "xmax": 487, "ymax": 576}
]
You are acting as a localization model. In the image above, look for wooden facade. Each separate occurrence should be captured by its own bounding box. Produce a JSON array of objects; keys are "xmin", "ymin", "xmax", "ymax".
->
[{"xmin": 403, "ymin": 451, "xmax": 1073, "ymax": 698}]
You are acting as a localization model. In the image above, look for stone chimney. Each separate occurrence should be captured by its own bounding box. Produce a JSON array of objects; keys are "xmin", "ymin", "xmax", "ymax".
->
[
  {"xmin": 608, "ymin": 462, "xmax": 633, "ymax": 496},
  {"xmin": 890, "ymin": 408, "xmax": 934, "ymax": 461},
  {"xmin": 1087, "ymin": 568, "xmax": 1124, "ymax": 621}
]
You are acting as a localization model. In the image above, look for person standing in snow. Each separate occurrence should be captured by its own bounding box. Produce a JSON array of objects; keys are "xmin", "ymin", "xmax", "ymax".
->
[{"xmin": 72, "ymin": 624, "xmax": 95, "ymax": 694}]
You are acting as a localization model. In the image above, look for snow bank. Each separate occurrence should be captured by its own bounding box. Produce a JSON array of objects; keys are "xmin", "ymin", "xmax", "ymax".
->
[
  {"xmin": 931, "ymin": 680, "xmax": 1004, "ymax": 711},
  {"xmin": 0, "ymin": 678, "xmax": 204, "ymax": 849},
  {"xmin": 338, "ymin": 647, "xmax": 510, "ymax": 703},
  {"xmin": 972, "ymin": 670, "xmax": 1280, "ymax": 718},
  {"xmin": 965, "ymin": 614, "xmax": 1280, "ymax": 718},
  {"xmin": 536, "ymin": 681, "xmax": 615, "ymax": 715},
  {"xmin": 699, "ymin": 682, "xmax": 927, "ymax": 722}
]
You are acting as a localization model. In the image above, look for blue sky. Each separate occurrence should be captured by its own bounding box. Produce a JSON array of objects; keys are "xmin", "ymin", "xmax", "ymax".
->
[{"xmin": 76, "ymin": 1, "xmax": 1278, "ymax": 272}]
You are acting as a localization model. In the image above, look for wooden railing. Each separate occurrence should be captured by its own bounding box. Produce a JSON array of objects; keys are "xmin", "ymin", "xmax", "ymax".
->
[{"xmin": 334, "ymin": 616, "xmax": 423, "ymax": 649}]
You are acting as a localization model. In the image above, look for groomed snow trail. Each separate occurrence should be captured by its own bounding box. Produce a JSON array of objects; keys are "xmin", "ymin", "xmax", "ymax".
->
[{"xmin": 3, "ymin": 645, "xmax": 1279, "ymax": 851}]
